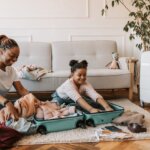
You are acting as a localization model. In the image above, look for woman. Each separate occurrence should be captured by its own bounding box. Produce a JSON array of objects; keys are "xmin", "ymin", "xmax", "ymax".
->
[{"xmin": 0, "ymin": 35, "xmax": 32, "ymax": 121}]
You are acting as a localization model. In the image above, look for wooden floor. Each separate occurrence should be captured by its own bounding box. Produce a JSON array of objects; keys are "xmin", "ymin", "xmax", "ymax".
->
[{"xmin": 10, "ymin": 89, "xmax": 150, "ymax": 150}]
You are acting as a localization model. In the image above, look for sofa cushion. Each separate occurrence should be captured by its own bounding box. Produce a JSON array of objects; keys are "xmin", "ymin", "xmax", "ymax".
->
[
  {"xmin": 10, "ymin": 69, "xmax": 130, "ymax": 92},
  {"xmin": 49, "ymin": 69, "xmax": 130, "ymax": 89},
  {"xmin": 48, "ymin": 69, "xmax": 130, "ymax": 77},
  {"xmin": 51, "ymin": 40, "xmax": 117, "ymax": 72},
  {"xmin": 13, "ymin": 42, "xmax": 52, "ymax": 71}
]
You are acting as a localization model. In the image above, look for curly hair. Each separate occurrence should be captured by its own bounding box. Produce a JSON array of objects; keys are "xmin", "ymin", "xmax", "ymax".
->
[{"xmin": 69, "ymin": 59, "xmax": 88, "ymax": 73}]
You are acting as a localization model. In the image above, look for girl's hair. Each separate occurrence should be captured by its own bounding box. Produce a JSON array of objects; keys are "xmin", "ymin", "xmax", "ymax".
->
[
  {"xmin": 0, "ymin": 35, "xmax": 19, "ymax": 51},
  {"xmin": 69, "ymin": 59, "xmax": 88, "ymax": 73}
]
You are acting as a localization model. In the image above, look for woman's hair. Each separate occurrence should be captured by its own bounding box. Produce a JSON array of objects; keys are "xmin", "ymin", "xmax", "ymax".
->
[
  {"xmin": 0, "ymin": 35, "xmax": 19, "ymax": 51},
  {"xmin": 69, "ymin": 59, "xmax": 88, "ymax": 73}
]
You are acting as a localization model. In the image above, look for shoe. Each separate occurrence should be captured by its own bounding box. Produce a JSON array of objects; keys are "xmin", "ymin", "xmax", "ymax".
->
[{"xmin": 128, "ymin": 123, "xmax": 147, "ymax": 133}]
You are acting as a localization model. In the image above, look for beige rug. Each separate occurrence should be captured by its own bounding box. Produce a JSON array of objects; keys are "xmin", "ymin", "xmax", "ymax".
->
[{"xmin": 16, "ymin": 98, "xmax": 150, "ymax": 145}]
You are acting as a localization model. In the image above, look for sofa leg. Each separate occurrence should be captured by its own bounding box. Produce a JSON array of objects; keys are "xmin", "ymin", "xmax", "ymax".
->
[
  {"xmin": 128, "ymin": 58, "xmax": 138, "ymax": 101},
  {"xmin": 129, "ymin": 87, "xmax": 133, "ymax": 101}
]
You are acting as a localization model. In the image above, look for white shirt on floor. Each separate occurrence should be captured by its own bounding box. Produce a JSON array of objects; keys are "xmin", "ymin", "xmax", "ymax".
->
[
  {"xmin": 56, "ymin": 78, "xmax": 103, "ymax": 102},
  {"xmin": 0, "ymin": 66, "xmax": 18, "ymax": 96}
]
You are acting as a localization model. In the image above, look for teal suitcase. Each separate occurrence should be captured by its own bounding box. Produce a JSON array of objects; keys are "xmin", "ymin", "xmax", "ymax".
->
[
  {"xmin": 83, "ymin": 102, "xmax": 124, "ymax": 127},
  {"xmin": 33, "ymin": 113, "xmax": 85, "ymax": 134}
]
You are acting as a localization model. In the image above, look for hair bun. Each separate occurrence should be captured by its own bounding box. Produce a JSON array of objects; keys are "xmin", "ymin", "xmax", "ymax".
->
[
  {"xmin": 69, "ymin": 60, "xmax": 78, "ymax": 67},
  {"xmin": 81, "ymin": 60, "xmax": 88, "ymax": 67},
  {"xmin": 0, "ymin": 35, "xmax": 8, "ymax": 43}
]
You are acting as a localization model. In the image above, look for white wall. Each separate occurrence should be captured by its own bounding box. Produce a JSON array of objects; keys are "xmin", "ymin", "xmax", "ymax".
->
[{"xmin": 0, "ymin": 0, "xmax": 135, "ymax": 56}]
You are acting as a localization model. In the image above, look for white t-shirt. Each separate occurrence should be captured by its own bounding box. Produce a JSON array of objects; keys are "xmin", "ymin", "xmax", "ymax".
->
[
  {"xmin": 56, "ymin": 78, "xmax": 103, "ymax": 102},
  {"xmin": 0, "ymin": 66, "xmax": 18, "ymax": 96}
]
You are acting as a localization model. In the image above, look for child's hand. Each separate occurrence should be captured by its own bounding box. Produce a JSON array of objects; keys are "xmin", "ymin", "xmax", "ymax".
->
[
  {"xmin": 89, "ymin": 108, "xmax": 100, "ymax": 113},
  {"xmin": 105, "ymin": 107, "xmax": 113, "ymax": 111}
]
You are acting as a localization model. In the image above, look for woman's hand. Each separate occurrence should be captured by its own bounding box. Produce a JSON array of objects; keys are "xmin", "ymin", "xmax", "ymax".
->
[{"xmin": 5, "ymin": 102, "xmax": 19, "ymax": 121}]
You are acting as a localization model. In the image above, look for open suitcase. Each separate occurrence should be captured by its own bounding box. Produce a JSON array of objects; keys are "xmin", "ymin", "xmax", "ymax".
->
[
  {"xmin": 33, "ymin": 102, "xmax": 124, "ymax": 134},
  {"xmin": 83, "ymin": 102, "xmax": 124, "ymax": 127},
  {"xmin": 33, "ymin": 112, "xmax": 85, "ymax": 134}
]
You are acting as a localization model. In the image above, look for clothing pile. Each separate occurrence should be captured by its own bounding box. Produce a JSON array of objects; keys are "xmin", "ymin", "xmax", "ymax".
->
[
  {"xmin": 0, "ymin": 94, "xmax": 77, "ymax": 134},
  {"xmin": 112, "ymin": 110, "xmax": 147, "ymax": 133},
  {"xmin": 17, "ymin": 65, "xmax": 49, "ymax": 80},
  {"xmin": 36, "ymin": 101, "xmax": 76, "ymax": 120}
]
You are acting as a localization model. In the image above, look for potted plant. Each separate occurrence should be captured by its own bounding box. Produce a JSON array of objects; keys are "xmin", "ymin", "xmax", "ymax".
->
[
  {"xmin": 102, "ymin": 0, "xmax": 150, "ymax": 106},
  {"xmin": 101, "ymin": 0, "xmax": 150, "ymax": 52}
]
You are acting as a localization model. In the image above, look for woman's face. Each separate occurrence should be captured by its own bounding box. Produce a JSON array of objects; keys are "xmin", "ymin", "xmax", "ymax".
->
[
  {"xmin": 1, "ymin": 47, "xmax": 20, "ymax": 66},
  {"xmin": 72, "ymin": 68, "xmax": 87, "ymax": 86}
]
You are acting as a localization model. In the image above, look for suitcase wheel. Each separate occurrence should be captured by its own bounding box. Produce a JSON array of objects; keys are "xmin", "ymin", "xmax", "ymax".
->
[
  {"xmin": 86, "ymin": 119, "xmax": 96, "ymax": 127},
  {"xmin": 37, "ymin": 126, "xmax": 47, "ymax": 135},
  {"xmin": 76, "ymin": 120, "xmax": 86, "ymax": 129}
]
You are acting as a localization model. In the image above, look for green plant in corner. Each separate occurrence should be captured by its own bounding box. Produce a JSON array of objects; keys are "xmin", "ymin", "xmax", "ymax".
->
[{"xmin": 102, "ymin": 0, "xmax": 150, "ymax": 51}]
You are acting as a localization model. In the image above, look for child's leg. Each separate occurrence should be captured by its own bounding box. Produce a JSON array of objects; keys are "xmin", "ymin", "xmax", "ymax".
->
[
  {"xmin": 51, "ymin": 92, "xmax": 74, "ymax": 105},
  {"xmin": 51, "ymin": 92, "xmax": 64, "ymax": 105}
]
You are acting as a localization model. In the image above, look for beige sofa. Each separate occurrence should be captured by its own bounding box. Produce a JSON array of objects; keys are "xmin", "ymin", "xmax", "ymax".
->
[{"xmin": 11, "ymin": 40, "xmax": 136, "ymax": 100}]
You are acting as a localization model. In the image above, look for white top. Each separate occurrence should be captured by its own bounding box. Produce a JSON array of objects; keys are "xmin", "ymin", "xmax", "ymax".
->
[
  {"xmin": 56, "ymin": 78, "xmax": 103, "ymax": 102},
  {"xmin": 0, "ymin": 66, "xmax": 18, "ymax": 96}
]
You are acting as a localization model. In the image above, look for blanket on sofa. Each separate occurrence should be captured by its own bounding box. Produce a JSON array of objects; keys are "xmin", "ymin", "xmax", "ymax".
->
[{"xmin": 17, "ymin": 65, "xmax": 49, "ymax": 80}]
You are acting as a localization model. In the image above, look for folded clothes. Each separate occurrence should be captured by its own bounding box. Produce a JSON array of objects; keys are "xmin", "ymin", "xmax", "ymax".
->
[
  {"xmin": 17, "ymin": 65, "xmax": 49, "ymax": 80},
  {"xmin": 36, "ymin": 101, "xmax": 76, "ymax": 120},
  {"xmin": 0, "ymin": 94, "xmax": 76, "ymax": 124},
  {"xmin": 112, "ymin": 110, "xmax": 145, "ymax": 126},
  {"xmin": 6, "ymin": 118, "xmax": 37, "ymax": 134},
  {"xmin": 14, "ymin": 93, "xmax": 40, "ymax": 118},
  {"xmin": 112, "ymin": 110, "xmax": 147, "ymax": 133}
]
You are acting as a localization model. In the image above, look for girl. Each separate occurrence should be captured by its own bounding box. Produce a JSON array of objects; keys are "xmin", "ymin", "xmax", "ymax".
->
[
  {"xmin": 0, "ymin": 35, "xmax": 35, "ymax": 121},
  {"xmin": 52, "ymin": 60, "xmax": 113, "ymax": 113}
]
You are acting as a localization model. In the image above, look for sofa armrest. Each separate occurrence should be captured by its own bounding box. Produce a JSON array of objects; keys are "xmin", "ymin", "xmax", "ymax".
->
[
  {"xmin": 119, "ymin": 57, "xmax": 138, "ymax": 100},
  {"xmin": 127, "ymin": 57, "xmax": 138, "ymax": 100},
  {"xmin": 127, "ymin": 57, "xmax": 138, "ymax": 73},
  {"xmin": 119, "ymin": 57, "xmax": 138, "ymax": 71}
]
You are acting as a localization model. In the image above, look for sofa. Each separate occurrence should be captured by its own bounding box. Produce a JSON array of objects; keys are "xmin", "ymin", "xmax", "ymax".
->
[{"xmin": 10, "ymin": 40, "xmax": 135, "ymax": 100}]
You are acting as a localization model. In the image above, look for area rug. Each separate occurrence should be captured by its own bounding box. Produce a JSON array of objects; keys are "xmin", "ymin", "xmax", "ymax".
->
[{"xmin": 16, "ymin": 98, "xmax": 150, "ymax": 145}]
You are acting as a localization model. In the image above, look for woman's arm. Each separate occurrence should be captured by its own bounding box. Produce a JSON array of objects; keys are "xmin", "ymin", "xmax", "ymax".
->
[
  {"xmin": 0, "ymin": 95, "xmax": 9, "ymax": 106},
  {"xmin": 13, "ymin": 81, "xmax": 41, "ymax": 107},
  {"xmin": 13, "ymin": 81, "xmax": 29, "ymax": 96},
  {"xmin": 0, "ymin": 95, "xmax": 19, "ymax": 121},
  {"xmin": 77, "ymin": 97, "xmax": 99, "ymax": 113}
]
